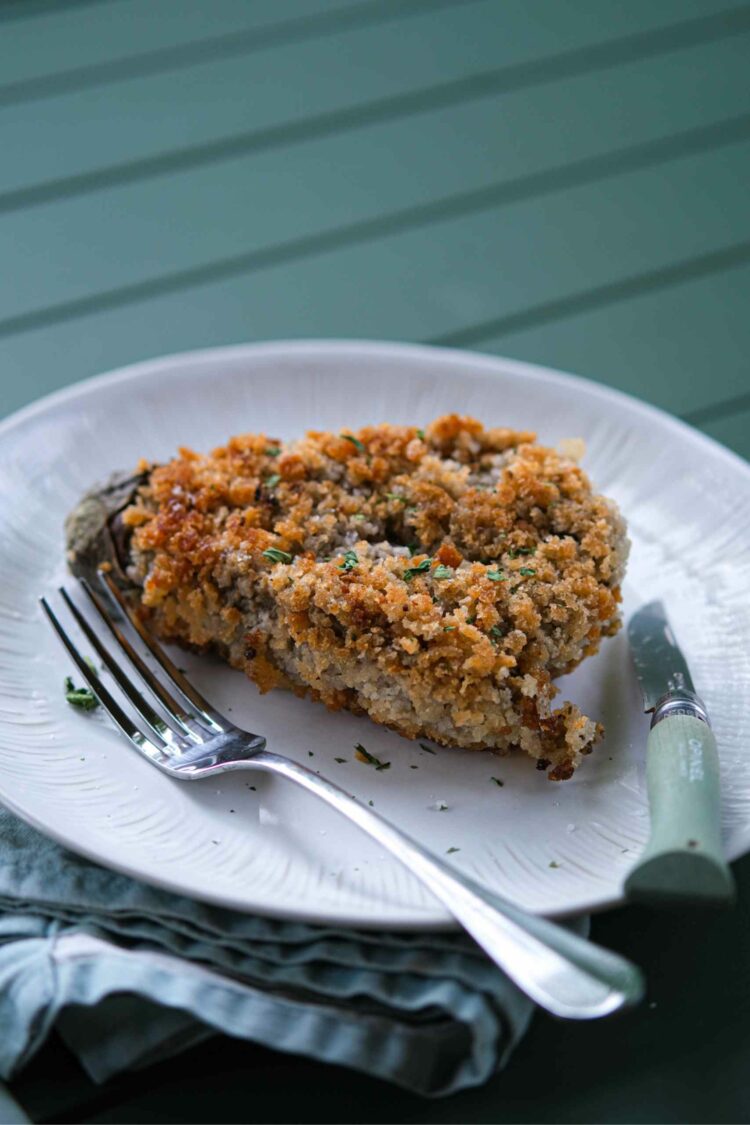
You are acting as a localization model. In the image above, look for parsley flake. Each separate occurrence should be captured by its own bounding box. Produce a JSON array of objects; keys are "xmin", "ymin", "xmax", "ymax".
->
[
  {"xmin": 416, "ymin": 429, "xmax": 425, "ymax": 440},
  {"xmin": 64, "ymin": 675, "xmax": 99, "ymax": 712},
  {"xmin": 508, "ymin": 547, "xmax": 536, "ymax": 557},
  {"xmin": 432, "ymin": 564, "xmax": 453, "ymax": 580},
  {"xmin": 549, "ymin": 861, "xmax": 560, "ymax": 869},
  {"xmin": 341, "ymin": 433, "xmax": 365, "ymax": 453},
  {"xmin": 519, "ymin": 567, "xmax": 536, "ymax": 577},
  {"xmin": 334, "ymin": 757, "xmax": 347, "ymax": 764},
  {"xmin": 446, "ymin": 847, "xmax": 460, "ymax": 854},
  {"xmin": 435, "ymin": 802, "xmax": 448, "ymax": 812},
  {"xmin": 490, "ymin": 776, "xmax": 505, "ymax": 787},
  {"xmin": 489, "ymin": 626, "xmax": 504, "ymax": 641},
  {"xmin": 264, "ymin": 473, "xmax": 281, "ymax": 489},
  {"xmin": 368, "ymin": 799, "xmax": 374, "ymax": 807},
  {"xmin": 419, "ymin": 742, "xmax": 437, "ymax": 754},
  {"xmin": 443, "ymin": 625, "xmax": 456, "ymax": 632},
  {"xmin": 355, "ymin": 743, "xmax": 391, "ymax": 771},
  {"xmin": 486, "ymin": 570, "xmax": 507, "ymax": 582},
  {"xmin": 266, "ymin": 446, "xmax": 281, "ymax": 457},
  {"xmin": 385, "ymin": 492, "xmax": 408, "ymax": 503},
  {"xmin": 407, "ymin": 543, "xmax": 421, "ymax": 556},
  {"xmin": 338, "ymin": 550, "xmax": 359, "ymax": 572},
  {"xmin": 262, "ymin": 547, "xmax": 292, "ymax": 565},
  {"xmin": 403, "ymin": 557, "xmax": 433, "ymax": 581}
]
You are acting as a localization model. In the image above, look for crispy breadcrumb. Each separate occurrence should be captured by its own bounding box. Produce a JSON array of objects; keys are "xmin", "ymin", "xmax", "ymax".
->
[{"xmin": 117, "ymin": 414, "xmax": 628, "ymax": 779}]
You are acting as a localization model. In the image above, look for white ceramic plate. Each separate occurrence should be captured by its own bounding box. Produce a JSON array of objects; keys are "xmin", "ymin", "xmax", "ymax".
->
[{"xmin": 1, "ymin": 341, "xmax": 749, "ymax": 928}]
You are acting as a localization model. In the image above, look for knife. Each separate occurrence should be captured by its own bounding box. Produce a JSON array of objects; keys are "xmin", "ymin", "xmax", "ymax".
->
[{"xmin": 625, "ymin": 600, "xmax": 735, "ymax": 907}]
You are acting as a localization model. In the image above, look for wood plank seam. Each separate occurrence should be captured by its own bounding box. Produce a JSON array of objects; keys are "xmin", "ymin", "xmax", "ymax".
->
[
  {"xmin": 682, "ymin": 391, "xmax": 750, "ymax": 427},
  {"xmin": 0, "ymin": 0, "xmax": 469, "ymax": 108},
  {"xmin": 0, "ymin": 0, "xmax": 99, "ymax": 23},
  {"xmin": 2, "ymin": 3, "xmax": 749, "ymax": 217},
  {"xmin": 1, "ymin": 113, "xmax": 747, "ymax": 341},
  {"xmin": 431, "ymin": 242, "xmax": 750, "ymax": 349}
]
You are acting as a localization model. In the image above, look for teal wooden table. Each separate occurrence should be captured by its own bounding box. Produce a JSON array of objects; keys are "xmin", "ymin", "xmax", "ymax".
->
[{"xmin": 1, "ymin": 1, "xmax": 749, "ymax": 1121}]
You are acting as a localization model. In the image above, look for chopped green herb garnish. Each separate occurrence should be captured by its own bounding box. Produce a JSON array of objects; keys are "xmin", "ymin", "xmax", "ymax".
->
[
  {"xmin": 308, "ymin": 751, "xmax": 314, "ymax": 757},
  {"xmin": 334, "ymin": 757, "xmax": 347, "ymax": 764},
  {"xmin": 489, "ymin": 625, "xmax": 504, "ymax": 641},
  {"xmin": 407, "ymin": 543, "xmax": 421, "ymax": 556},
  {"xmin": 266, "ymin": 446, "xmax": 281, "ymax": 457},
  {"xmin": 64, "ymin": 675, "xmax": 99, "ymax": 712},
  {"xmin": 419, "ymin": 742, "xmax": 436, "ymax": 754},
  {"xmin": 446, "ymin": 846, "xmax": 460, "ymax": 854},
  {"xmin": 410, "ymin": 764, "xmax": 419, "ymax": 769},
  {"xmin": 403, "ymin": 557, "xmax": 433, "ymax": 581},
  {"xmin": 549, "ymin": 861, "xmax": 560, "ymax": 869},
  {"xmin": 353, "ymin": 513, "xmax": 365, "ymax": 521},
  {"xmin": 436, "ymin": 802, "xmax": 448, "ymax": 811},
  {"xmin": 490, "ymin": 776, "xmax": 504, "ymax": 787},
  {"xmin": 368, "ymin": 800, "xmax": 374, "ymax": 807},
  {"xmin": 519, "ymin": 567, "xmax": 536, "ymax": 577},
  {"xmin": 341, "ymin": 433, "xmax": 365, "ymax": 453},
  {"xmin": 416, "ymin": 429, "xmax": 425, "ymax": 440},
  {"xmin": 486, "ymin": 570, "xmax": 507, "ymax": 582},
  {"xmin": 466, "ymin": 615, "xmax": 476, "ymax": 625},
  {"xmin": 262, "ymin": 547, "xmax": 292, "ymax": 565},
  {"xmin": 355, "ymin": 743, "xmax": 391, "ymax": 771},
  {"xmin": 432, "ymin": 564, "xmax": 453, "ymax": 580},
  {"xmin": 385, "ymin": 492, "xmax": 408, "ymax": 503},
  {"xmin": 508, "ymin": 547, "xmax": 536, "ymax": 557},
  {"xmin": 338, "ymin": 549, "xmax": 359, "ymax": 572},
  {"xmin": 264, "ymin": 473, "xmax": 281, "ymax": 489},
  {"xmin": 443, "ymin": 625, "xmax": 456, "ymax": 632}
]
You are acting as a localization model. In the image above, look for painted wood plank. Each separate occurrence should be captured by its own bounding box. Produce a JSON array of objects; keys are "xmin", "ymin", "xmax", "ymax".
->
[
  {"xmin": 0, "ymin": 0, "xmax": 743, "ymax": 202},
  {"xmin": 0, "ymin": 0, "xmax": 378, "ymax": 87},
  {"xmin": 460, "ymin": 260, "xmax": 750, "ymax": 418},
  {"xmin": 699, "ymin": 410, "xmax": 750, "ymax": 462},
  {"xmin": 1, "ymin": 33, "xmax": 747, "ymax": 328},
  {"xmin": 0, "ymin": 141, "xmax": 748, "ymax": 419}
]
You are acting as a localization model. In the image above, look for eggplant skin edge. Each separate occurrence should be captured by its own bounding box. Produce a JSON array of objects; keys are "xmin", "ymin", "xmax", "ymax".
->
[{"xmin": 65, "ymin": 469, "xmax": 150, "ymax": 587}]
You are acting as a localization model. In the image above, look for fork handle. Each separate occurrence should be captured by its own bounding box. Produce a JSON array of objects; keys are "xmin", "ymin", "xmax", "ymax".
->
[{"xmin": 248, "ymin": 750, "xmax": 644, "ymax": 1019}]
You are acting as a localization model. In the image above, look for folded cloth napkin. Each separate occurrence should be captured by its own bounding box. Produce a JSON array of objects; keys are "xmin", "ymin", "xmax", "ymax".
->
[{"xmin": 0, "ymin": 807, "xmax": 586, "ymax": 1098}]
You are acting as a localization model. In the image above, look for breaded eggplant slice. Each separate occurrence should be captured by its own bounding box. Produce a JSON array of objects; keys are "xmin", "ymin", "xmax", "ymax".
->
[{"xmin": 66, "ymin": 415, "xmax": 628, "ymax": 780}]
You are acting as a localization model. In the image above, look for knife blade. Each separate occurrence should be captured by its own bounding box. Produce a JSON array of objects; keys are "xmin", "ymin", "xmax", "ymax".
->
[
  {"xmin": 625, "ymin": 600, "xmax": 735, "ymax": 907},
  {"xmin": 627, "ymin": 600, "xmax": 696, "ymax": 711}
]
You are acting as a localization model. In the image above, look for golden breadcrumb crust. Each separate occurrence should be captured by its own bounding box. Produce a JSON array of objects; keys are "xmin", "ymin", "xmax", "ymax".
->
[{"xmin": 122, "ymin": 414, "xmax": 628, "ymax": 779}]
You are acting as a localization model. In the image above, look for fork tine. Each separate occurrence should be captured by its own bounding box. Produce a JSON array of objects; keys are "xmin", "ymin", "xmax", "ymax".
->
[
  {"xmin": 97, "ymin": 571, "xmax": 229, "ymax": 734},
  {"xmin": 58, "ymin": 587, "xmax": 185, "ymax": 750},
  {"xmin": 40, "ymin": 595, "xmax": 169, "ymax": 763},
  {"xmin": 80, "ymin": 578, "xmax": 202, "ymax": 741}
]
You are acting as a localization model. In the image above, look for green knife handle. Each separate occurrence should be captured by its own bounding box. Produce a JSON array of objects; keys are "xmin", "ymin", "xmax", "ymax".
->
[{"xmin": 624, "ymin": 711, "xmax": 735, "ymax": 907}]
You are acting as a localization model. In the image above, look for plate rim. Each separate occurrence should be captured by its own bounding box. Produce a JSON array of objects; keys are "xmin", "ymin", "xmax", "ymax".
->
[
  {"xmin": 1, "ymin": 338, "xmax": 748, "ymax": 928},
  {"xmin": 2, "ymin": 337, "xmax": 749, "ymax": 489}
]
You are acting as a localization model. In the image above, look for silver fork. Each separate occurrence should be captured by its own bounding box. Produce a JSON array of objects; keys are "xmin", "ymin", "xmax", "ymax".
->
[{"xmin": 41, "ymin": 572, "xmax": 644, "ymax": 1020}]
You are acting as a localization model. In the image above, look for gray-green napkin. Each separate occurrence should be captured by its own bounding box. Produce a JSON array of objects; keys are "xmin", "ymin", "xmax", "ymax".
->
[{"xmin": 0, "ymin": 808, "xmax": 584, "ymax": 1097}]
